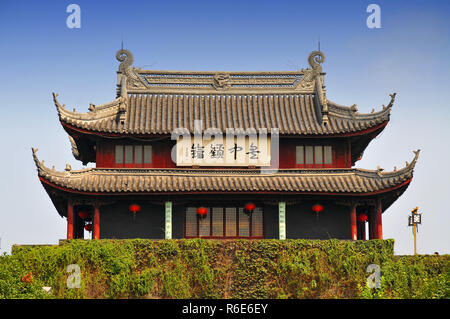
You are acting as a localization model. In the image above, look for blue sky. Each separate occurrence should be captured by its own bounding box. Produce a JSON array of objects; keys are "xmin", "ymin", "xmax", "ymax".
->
[{"xmin": 0, "ymin": 0, "xmax": 449, "ymax": 255}]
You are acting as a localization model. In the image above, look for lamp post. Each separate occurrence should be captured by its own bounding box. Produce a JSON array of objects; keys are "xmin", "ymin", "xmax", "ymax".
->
[{"xmin": 408, "ymin": 207, "xmax": 422, "ymax": 255}]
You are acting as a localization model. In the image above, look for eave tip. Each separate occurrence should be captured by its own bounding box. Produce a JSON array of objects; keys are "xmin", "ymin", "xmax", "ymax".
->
[{"xmin": 413, "ymin": 149, "xmax": 420, "ymax": 162}]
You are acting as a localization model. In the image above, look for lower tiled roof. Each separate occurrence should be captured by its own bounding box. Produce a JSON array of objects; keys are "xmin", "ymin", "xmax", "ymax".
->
[{"xmin": 32, "ymin": 149, "xmax": 419, "ymax": 195}]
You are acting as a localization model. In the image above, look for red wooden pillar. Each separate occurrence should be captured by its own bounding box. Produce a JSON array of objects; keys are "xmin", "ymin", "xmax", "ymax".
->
[
  {"xmin": 347, "ymin": 139, "xmax": 351, "ymax": 167},
  {"xmin": 67, "ymin": 199, "xmax": 74, "ymax": 240},
  {"xmin": 350, "ymin": 203, "xmax": 357, "ymax": 240},
  {"xmin": 375, "ymin": 198, "xmax": 383, "ymax": 239},
  {"xmin": 93, "ymin": 204, "xmax": 100, "ymax": 240}
]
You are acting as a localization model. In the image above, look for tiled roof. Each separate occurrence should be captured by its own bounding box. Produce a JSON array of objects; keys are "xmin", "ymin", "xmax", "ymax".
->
[
  {"xmin": 53, "ymin": 50, "xmax": 395, "ymax": 136},
  {"xmin": 54, "ymin": 93, "xmax": 393, "ymax": 136},
  {"xmin": 32, "ymin": 148, "xmax": 419, "ymax": 195}
]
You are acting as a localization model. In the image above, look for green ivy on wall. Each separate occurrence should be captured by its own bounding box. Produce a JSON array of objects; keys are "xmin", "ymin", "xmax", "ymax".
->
[{"xmin": 0, "ymin": 239, "xmax": 448, "ymax": 299}]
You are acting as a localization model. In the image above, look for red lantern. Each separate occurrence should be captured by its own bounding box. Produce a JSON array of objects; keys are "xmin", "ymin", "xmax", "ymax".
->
[
  {"xmin": 197, "ymin": 207, "xmax": 208, "ymax": 217},
  {"xmin": 129, "ymin": 204, "xmax": 141, "ymax": 222},
  {"xmin": 244, "ymin": 203, "xmax": 256, "ymax": 214},
  {"xmin": 84, "ymin": 223, "xmax": 92, "ymax": 232},
  {"xmin": 129, "ymin": 204, "xmax": 141, "ymax": 213},
  {"xmin": 312, "ymin": 204, "xmax": 324, "ymax": 213},
  {"xmin": 244, "ymin": 203, "xmax": 256, "ymax": 211},
  {"xmin": 78, "ymin": 211, "xmax": 89, "ymax": 219},
  {"xmin": 358, "ymin": 213, "xmax": 368, "ymax": 223}
]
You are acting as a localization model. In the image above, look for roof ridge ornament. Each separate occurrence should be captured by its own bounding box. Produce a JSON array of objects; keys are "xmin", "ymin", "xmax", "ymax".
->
[
  {"xmin": 213, "ymin": 73, "xmax": 231, "ymax": 90},
  {"xmin": 52, "ymin": 92, "xmax": 66, "ymax": 111},
  {"xmin": 388, "ymin": 92, "xmax": 397, "ymax": 108},
  {"xmin": 31, "ymin": 147, "xmax": 45, "ymax": 174},
  {"xmin": 355, "ymin": 149, "xmax": 420, "ymax": 178},
  {"xmin": 380, "ymin": 92, "xmax": 397, "ymax": 112},
  {"xmin": 308, "ymin": 50, "xmax": 325, "ymax": 73},
  {"xmin": 376, "ymin": 165, "xmax": 384, "ymax": 177},
  {"xmin": 116, "ymin": 49, "xmax": 145, "ymax": 88},
  {"xmin": 412, "ymin": 149, "xmax": 420, "ymax": 165},
  {"xmin": 299, "ymin": 50, "xmax": 325, "ymax": 89},
  {"xmin": 369, "ymin": 92, "xmax": 396, "ymax": 114},
  {"xmin": 116, "ymin": 49, "xmax": 134, "ymax": 72},
  {"xmin": 393, "ymin": 149, "xmax": 420, "ymax": 173},
  {"xmin": 306, "ymin": 50, "xmax": 328, "ymax": 124}
]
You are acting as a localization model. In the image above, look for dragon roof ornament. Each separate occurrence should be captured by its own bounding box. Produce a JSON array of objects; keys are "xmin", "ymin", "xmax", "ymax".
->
[
  {"xmin": 302, "ymin": 51, "xmax": 328, "ymax": 124},
  {"xmin": 116, "ymin": 49, "xmax": 146, "ymax": 88},
  {"xmin": 308, "ymin": 50, "xmax": 326, "ymax": 73}
]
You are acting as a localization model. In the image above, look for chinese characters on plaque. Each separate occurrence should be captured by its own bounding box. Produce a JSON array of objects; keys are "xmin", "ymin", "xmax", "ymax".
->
[{"xmin": 176, "ymin": 136, "xmax": 271, "ymax": 167}]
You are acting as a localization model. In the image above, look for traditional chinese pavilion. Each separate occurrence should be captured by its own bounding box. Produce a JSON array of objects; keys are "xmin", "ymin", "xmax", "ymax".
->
[{"xmin": 33, "ymin": 49, "xmax": 419, "ymax": 241}]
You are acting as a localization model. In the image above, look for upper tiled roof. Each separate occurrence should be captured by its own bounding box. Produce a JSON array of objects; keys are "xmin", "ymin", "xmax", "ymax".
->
[
  {"xmin": 55, "ymin": 93, "xmax": 393, "ymax": 136},
  {"xmin": 32, "ymin": 148, "xmax": 419, "ymax": 195},
  {"xmin": 53, "ymin": 50, "xmax": 395, "ymax": 136}
]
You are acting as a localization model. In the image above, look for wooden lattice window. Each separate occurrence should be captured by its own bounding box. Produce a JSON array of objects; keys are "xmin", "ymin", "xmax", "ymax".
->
[
  {"xmin": 296, "ymin": 145, "xmax": 332, "ymax": 165},
  {"xmin": 115, "ymin": 144, "xmax": 152, "ymax": 166},
  {"xmin": 185, "ymin": 206, "xmax": 264, "ymax": 238}
]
